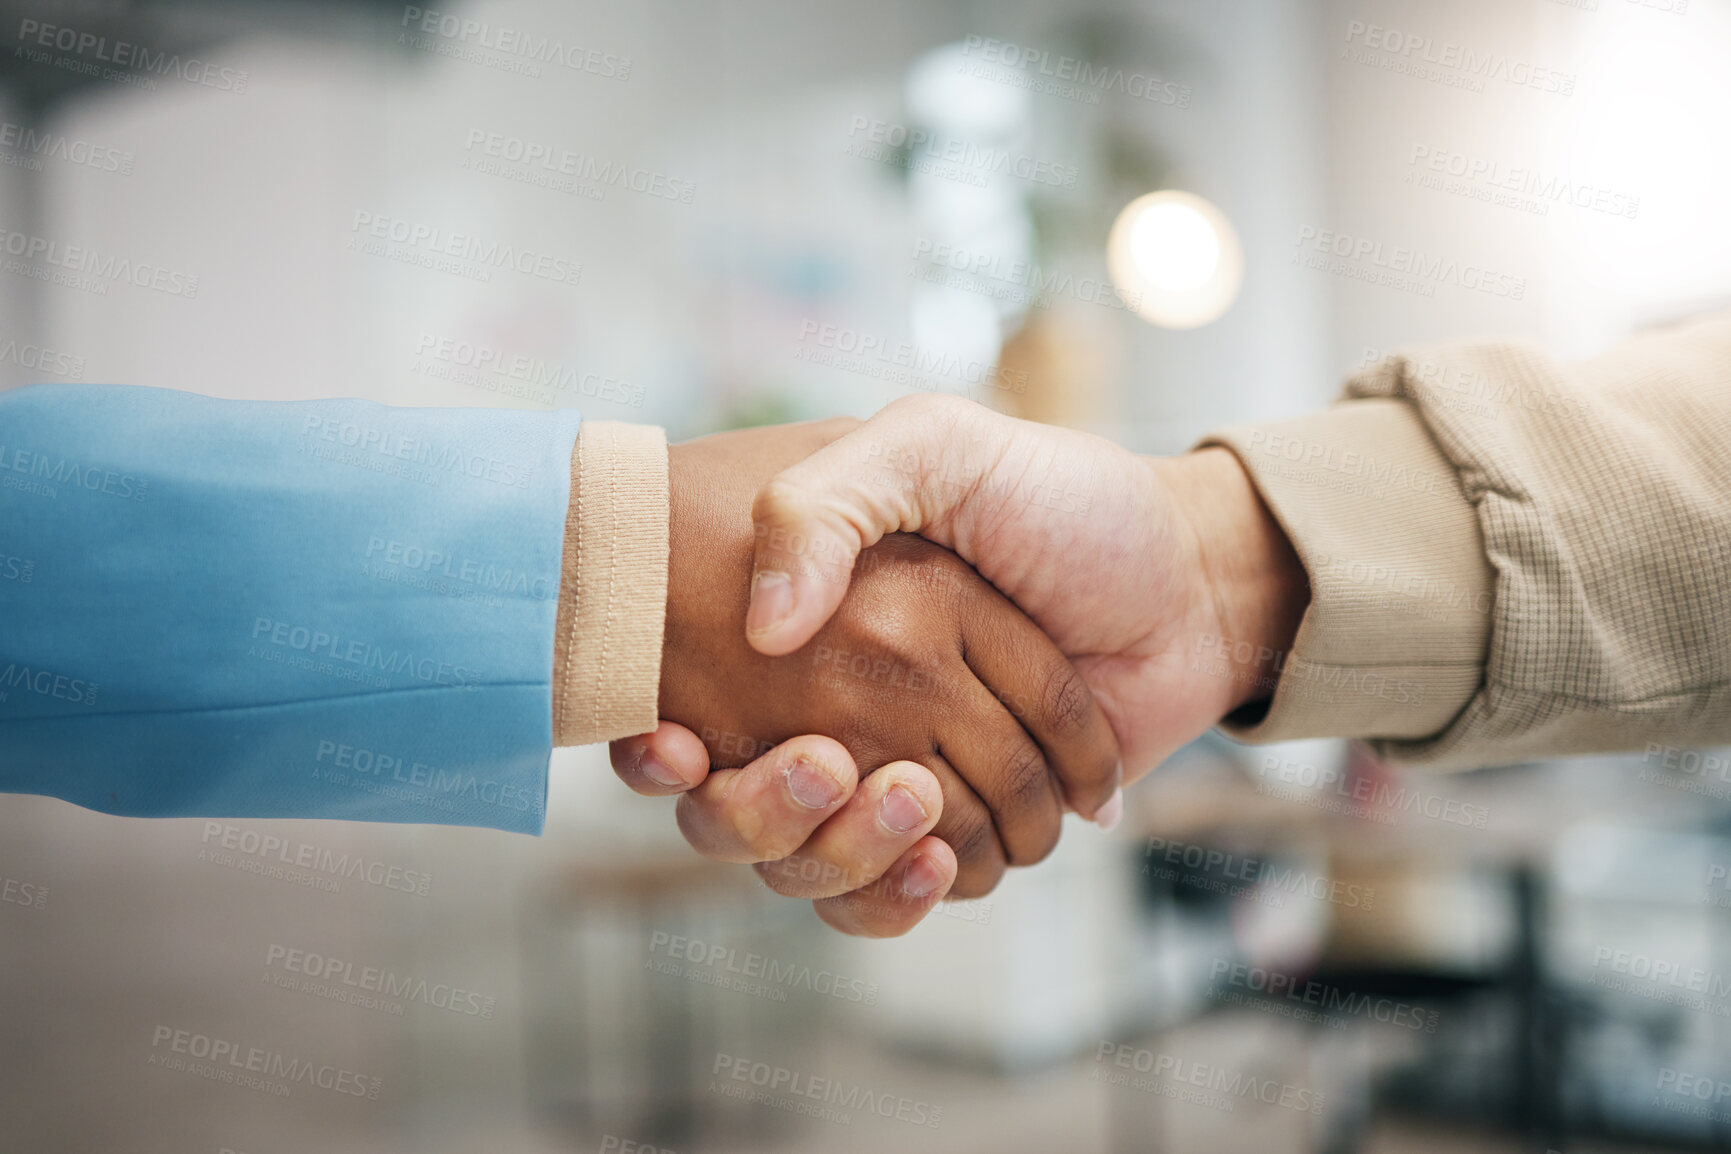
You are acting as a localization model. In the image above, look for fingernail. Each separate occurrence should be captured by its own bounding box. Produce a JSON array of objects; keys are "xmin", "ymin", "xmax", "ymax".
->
[
  {"xmin": 640, "ymin": 755, "xmax": 685, "ymax": 790},
  {"xmin": 1094, "ymin": 786, "xmax": 1124, "ymax": 832},
  {"xmin": 746, "ymin": 570, "xmax": 795, "ymax": 638},
  {"xmin": 786, "ymin": 761, "xmax": 842, "ymax": 809},
  {"xmin": 878, "ymin": 785, "xmax": 928, "ymax": 834},
  {"xmin": 901, "ymin": 854, "xmax": 944, "ymax": 900}
]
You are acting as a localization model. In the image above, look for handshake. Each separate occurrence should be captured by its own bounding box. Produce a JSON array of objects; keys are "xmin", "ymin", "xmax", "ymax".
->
[{"xmin": 610, "ymin": 394, "xmax": 1310, "ymax": 937}]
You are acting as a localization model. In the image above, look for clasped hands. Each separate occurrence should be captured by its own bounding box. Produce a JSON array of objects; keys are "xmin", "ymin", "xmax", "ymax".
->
[{"xmin": 611, "ymin": 394, "xmax": 1310, "ymax": 937}]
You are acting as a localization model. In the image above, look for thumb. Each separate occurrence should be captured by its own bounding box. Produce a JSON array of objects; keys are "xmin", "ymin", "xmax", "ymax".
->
[{"xmin": 745, "ymin": 394, "xmax": 1005, "ymax": 656}]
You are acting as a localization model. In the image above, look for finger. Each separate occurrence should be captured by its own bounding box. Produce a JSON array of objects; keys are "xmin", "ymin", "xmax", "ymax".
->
[
  {"xmin": 610, "ymin": 721, "xmax": 713, "ymax": 796},
  {"xmin": 673, "ymin": 735, "xmax": 858, "ymax": 863},
  {"xmin": 959, "ymin": 585, "xmax": 1123, "ymax": 823},
  {"xmin": 935, "ymin": 685, "xmax": 1065, "ymax": 869},
  {"xmin": 746, "ymin": 394, "xmax": 1003, "ymax": 656},
  {"xmin": 920, "ymin": 750, "xmax": 1009, "ymax": 900},
  {"xmin": 754, "ymin": 760, "xmax": 942, "ymax": 899},
  {"xmin": 813, "ymin": 837, "xmax": 958, "ymax": 938}
]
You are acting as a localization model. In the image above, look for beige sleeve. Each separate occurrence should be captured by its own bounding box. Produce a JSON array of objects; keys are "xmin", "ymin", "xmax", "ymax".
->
[
  {"xmin": 1202, "ymin": 310, "xmax": 1731, "ymax": 769},
  {"xmin": 551, "ymin": 420, "xmax": 669, "ymax": 748}
]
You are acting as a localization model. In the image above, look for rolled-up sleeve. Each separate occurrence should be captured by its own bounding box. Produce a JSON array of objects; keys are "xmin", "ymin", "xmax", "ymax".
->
[{"xmin": 1202, "ymin": 311, "xmax": 1731, "ymax": 770}]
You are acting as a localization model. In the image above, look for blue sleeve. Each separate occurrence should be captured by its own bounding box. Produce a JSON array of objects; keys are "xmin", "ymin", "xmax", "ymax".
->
[{"xmin": 0, "ymin": 384, "xmax": 584, "ymax": 834}]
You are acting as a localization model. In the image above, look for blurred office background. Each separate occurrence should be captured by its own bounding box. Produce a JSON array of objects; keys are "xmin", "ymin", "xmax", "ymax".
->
[{"xmin": 3, "ymin": 0, "xmax": 1731, "ymax": 1151}]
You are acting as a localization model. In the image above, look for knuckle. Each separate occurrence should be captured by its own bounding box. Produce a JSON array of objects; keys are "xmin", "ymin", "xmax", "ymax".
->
[
  {"xmin": 735, "ymin": 813, "xmax": 803, "ymax": 863},
  {"xmin": 751, "ymin": 477, "xmax": 813, "ymax": 528},
  {"xmin": 997, "ymin": 742, "xmax": 1054, "ymax": 816},
  {"xmin": 675, "ymin": 795, "xmax": 744, "ymax": 864},
  {"xmin": 940, "ymin": 807, "xmax": 1004, "ymax": 877},
  {"xmin": 886, "ymin": 391, "xmax": 969, "ymax": 426},
  {"xmin": 1039, "ymin": 662, "xmax": 1096, "ymax": 740}
]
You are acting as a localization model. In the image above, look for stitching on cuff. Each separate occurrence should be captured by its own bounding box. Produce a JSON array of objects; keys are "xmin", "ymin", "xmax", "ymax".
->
[{"xmin": 593, "ymin": 424, "xmax": 620, "ymax": 737}]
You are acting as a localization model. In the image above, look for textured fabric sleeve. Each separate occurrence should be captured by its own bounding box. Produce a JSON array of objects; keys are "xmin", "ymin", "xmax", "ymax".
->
[
  {"xmin": 1202, "ymin": 310, "xmax": 1731, "ymax": 770},
  {"xmin": 0, "ymin": 384, "xmax": 583, "ymax": 832},
  {"xmin": 552, "ymin": 420, "xmax": 668, "ymax": 747}
]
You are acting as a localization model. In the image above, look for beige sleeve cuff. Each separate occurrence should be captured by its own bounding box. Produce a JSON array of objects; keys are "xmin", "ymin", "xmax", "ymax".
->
[
  {"xmin": 552, "ymin": 421, "xmax": 669, "ymax": 747},
  {"xmin": 1200, "ymin": 398, "xmax": 1493, "ymax": 745}
]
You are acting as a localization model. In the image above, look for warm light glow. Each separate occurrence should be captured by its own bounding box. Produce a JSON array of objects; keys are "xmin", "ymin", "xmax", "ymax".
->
[
  {"xmin": 1131, "ymin": 201, "xmax": 1220, "ymax": 292},
  {"xmin": 1108, "ymin": 190, "xmax": 1243, "ymax": 329}
]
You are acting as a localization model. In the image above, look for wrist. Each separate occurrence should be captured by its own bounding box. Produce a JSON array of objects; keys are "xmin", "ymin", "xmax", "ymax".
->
[{"xmin": 1153, "ymin": 446, "xmax": 1309, "ymax": 713}]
